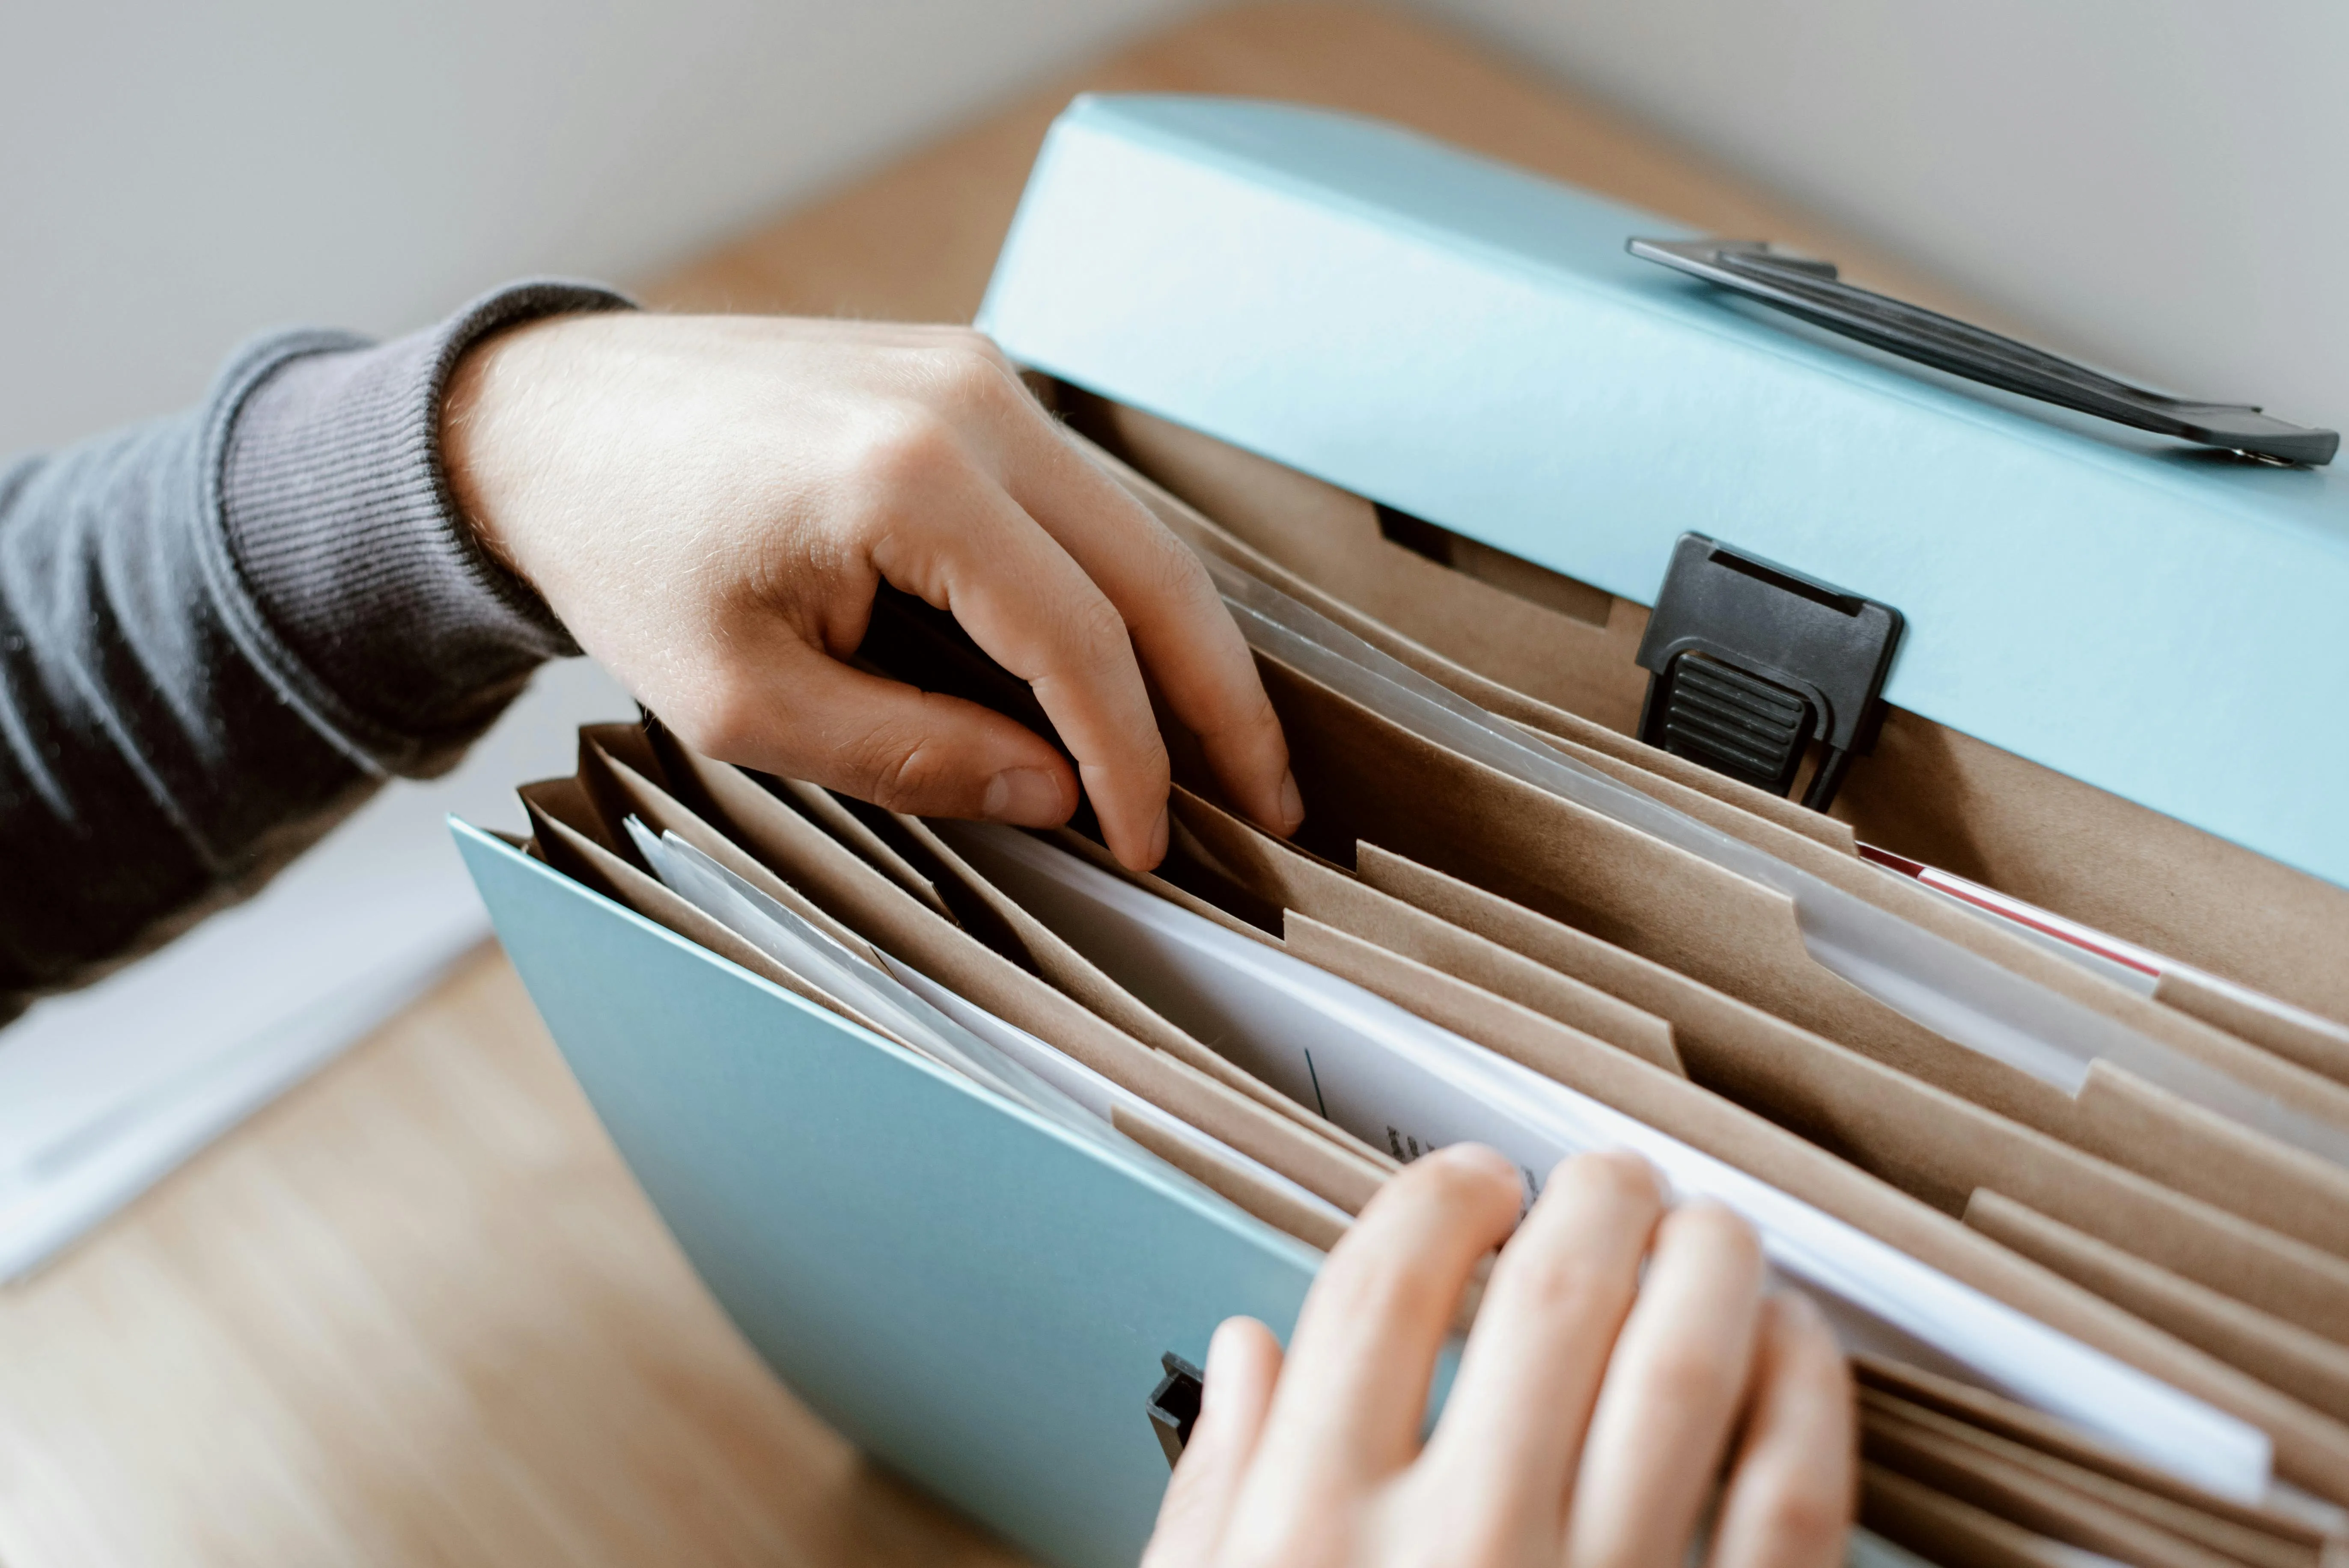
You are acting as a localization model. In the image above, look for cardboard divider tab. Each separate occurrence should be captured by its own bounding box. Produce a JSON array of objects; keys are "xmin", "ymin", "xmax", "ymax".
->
[
  {"xmin": 637, "ymin": 737, "xmax": 1394, "ymax": 1215},
  {"xmin": 1965, "ymin": 1191, "xmax": 2349, "ymax": 1425},
  {"xmin": 1357, "ymin": 845, "xmax": 2349, "ymax": 1345},
  {"xmin": 2156, "ymin": 970, "xmax": 2349, "ymax": 1089}
]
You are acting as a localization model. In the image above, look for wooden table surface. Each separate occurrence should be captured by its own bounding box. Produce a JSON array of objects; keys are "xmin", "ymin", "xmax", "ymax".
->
[{"xmin": 0, "ymin": 8, "xmax": 1938, "ymax": 1564}]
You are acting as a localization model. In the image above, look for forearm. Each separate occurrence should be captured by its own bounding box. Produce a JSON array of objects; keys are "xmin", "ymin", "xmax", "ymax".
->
[{"xmin": 0, "ymin": 281, "xmax": 629, "ymax": 1013}]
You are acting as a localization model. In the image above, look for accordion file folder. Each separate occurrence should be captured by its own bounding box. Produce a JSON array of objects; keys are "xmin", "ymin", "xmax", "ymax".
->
[{"xmin": 460, "ymin": 95, "xmax": 2349, "ymax": 1568}]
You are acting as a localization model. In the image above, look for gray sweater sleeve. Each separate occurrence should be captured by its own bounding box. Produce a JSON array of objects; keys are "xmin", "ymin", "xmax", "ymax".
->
[{"xmin": 0, "ymin": 280, "xmax": 632, "ymax": 1012}]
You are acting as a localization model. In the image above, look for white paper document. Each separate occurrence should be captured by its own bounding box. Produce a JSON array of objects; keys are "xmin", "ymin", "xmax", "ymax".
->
[
  {"xmin": 625, "ymin": 823, "xmax": 1350, "ymax": 1246},
  {"xmin": 935, "ymin": 819, "xmax": 2272, "ymax": 1503}
]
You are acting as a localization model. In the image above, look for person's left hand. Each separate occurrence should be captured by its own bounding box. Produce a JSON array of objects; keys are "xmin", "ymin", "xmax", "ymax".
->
[{"xmin": 1143, "ymin": 1146, "xmax": 1856, "ymax": 1568}]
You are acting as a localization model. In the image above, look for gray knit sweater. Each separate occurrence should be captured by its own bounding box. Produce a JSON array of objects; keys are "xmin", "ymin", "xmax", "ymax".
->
[{"xmin": 0, "ymin": 280, "xmax": 632, "ymax": 1018}]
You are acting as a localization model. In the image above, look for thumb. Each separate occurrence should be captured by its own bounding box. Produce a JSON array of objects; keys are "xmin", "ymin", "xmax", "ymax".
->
[
  {"xmin": 671, "ymin": 639, "xmax": 1079, "ymax": 825},
  {"xmin": 1143, "ymin": 1318, "xmax": 1283, "ymax": 1568}
]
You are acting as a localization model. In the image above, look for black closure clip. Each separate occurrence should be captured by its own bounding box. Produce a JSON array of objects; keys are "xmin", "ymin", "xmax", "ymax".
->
[
  {"xmin": 1634, "ymin": 534, "xmax": 1902, "ymax": 813},
  {"xmin": 1147, "ymin": 1352, "xmax": 1206, "ymax": 1469}
]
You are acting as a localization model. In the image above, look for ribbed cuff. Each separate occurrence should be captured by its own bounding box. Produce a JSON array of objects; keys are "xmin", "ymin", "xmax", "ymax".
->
[{"xmin": 208, "ymin": 280, "xmax": 634, "ymax": 776}]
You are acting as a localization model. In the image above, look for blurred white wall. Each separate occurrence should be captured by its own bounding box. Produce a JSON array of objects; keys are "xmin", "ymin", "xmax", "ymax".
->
[
  {"xmin": 1413, "ymin": 0, "xmax": 2349, "ymax": 436},
  {"xmin": 5, "ymin": 0, "xmax": 2340, "ymax": 454},
  {"xmin": 0, "ymin": 0, "xmax": 1194, "ymax": 452}
]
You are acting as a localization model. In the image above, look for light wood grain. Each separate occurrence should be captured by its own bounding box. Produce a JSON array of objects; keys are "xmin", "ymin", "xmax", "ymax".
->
[{"xmin": 0, "ymin": 7, "xmax": 1946, "ymax": 1564}]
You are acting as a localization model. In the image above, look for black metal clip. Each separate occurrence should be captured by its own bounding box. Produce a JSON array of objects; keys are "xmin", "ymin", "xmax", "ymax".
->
[
  {"xmin": 1634, "ymin": 534, "xmax": 1902, "ymax": 812},
  {"xmin": 1628, "ymin": 237, "xmax": 2337, "ymax": 467},
  {"xmin": 1147, "ymin": 1352, "xmax": 1206, "ymax": 1469}
]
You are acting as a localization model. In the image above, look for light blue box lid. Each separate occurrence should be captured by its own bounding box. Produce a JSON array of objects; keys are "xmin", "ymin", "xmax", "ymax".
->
[{"xmin": 977, "ymin": 95, "xmax": 2349, "ymax": 892}]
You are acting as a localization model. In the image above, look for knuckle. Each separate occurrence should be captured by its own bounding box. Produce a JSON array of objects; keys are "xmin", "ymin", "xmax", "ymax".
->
[
  {"xmin": 851, "ymin": 408, "xmax": 967, "ymax": 501},
  {"xmin": 849, "ymin": 729, "xmax": 958, "ymax": 813},
  {"xmin": 1052, "ymin": 592, "xmax": 1136, "ymax": 681},
  {"xmin": 926, "ymin": 340, "xmax": 1014, "ymax": 404}
]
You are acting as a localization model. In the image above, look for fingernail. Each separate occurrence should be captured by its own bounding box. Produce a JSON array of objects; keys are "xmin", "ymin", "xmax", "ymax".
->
[
  {"xmin": 1276, "ymin": 770, "xmax": 1305, "ymax": 834},
  {"xmin": 982, "ymin": 767, "xmax": 1065, "ymax": 824},
  {"xmin": 1148, "ymin": 804, "xmax": 1170, "ymax": 868}
]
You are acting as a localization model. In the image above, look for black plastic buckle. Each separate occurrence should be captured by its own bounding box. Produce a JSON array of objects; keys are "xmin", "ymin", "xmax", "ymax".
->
[
  {"xmin": 1634, "ymin": 534, "xmax": 1902, "ymax": 812},
  {"xmin": 1628, "ymin": 237, "xmax": 2337, "ymax": 467},
  {"xmin": 1147, "ymin": 1352, "xmax": 1205, "ymax": 1469}
]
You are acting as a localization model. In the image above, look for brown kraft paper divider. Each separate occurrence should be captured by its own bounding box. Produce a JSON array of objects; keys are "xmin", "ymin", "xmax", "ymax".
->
[
  {"xmin": 579, "ymin": 738, "xmax": 879, "ymax": 962},
  {"xmin": 2155, "ymin": 969, "xmax": 2349, "ymax": 1089},
  {"xmin": 518, "ymin": 781, "xmax": 908, "ymax": 1050},
  {"xmin": 767, "ymin": 776, "xmax": 960, "ymax": 923},
  {"xmin": 1167, "ymin": 788, "xmax": 1682, "ymax": 1074},
  {"xmin": 1041, "ymin": 823, "xmax": 1283, "ymax": 947},
  {"xmin": 881, "ymin": 810, "xmax": 1388, "ymax": 1165},
  {"xmin": 1351, "ymin": 842, "xmax": 2349, "ymax": 1342},
  {"xmin": 1108, "ymin": 1107, "xmax": 1348, "ymax": 1254},
  {"xmin": 1253, "ymin": 649, "xmax": 2349, "ymax": 1257},
  {"xmin": 1860, "ymin": 1389, "xmax": 2299, "ymax": 1568},
  {"xmin": 1267, "ymin": 913, "xmax": 2349, "ymax": 1501},
  {"xmin": 639, "ymin": 738, "xmax": 1393, "ymax": 1214},
  {"xmin": 1176, "ymin": 782, "xmax": 2349, "ymax": 1341},
  {"xmin": 1095, "ymin": 413, "xmax": 2349, "ymax": 1160},
  {"xmin": 1073, "ymin": 422, "xmax": 1852, "ymax": 856},
  {"xmin": 1854, "ymin": 1356, "xmax": 2342, "ymax": 1547},
  {"xmin": 1864, "ymin": 1404, "xmax": 2242, "ymax": 1568},
  {"xmin": 1079, "ymin": 399, "xmax": 2349, "ymax": 1026},
  {"xmin": 1965, "ymin": 1192, "xmax": 2349, "ymax": 1425},
  {"xmin": 1862, "ymin": 1465, "xmax": 2108, "ymax": 1568}
]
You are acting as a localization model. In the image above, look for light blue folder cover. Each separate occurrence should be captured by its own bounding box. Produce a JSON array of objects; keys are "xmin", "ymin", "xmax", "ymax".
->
[
  {"xmin": 455, "ymin": 822, "xmax": 1324, "ymax": 1567},
  {"xmin": 978, "ymin": 95, "xmax": 2349, "ymax": 892}
]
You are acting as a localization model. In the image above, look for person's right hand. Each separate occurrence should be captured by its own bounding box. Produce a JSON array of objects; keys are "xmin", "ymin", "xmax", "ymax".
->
[
  {"xmin": 1143, "ymin": 1147, "xmax": 1855, "ymax": 1568},
  {"xmin": 441, "ymin": 313, "xmax": 1301, "ymax": 873}
]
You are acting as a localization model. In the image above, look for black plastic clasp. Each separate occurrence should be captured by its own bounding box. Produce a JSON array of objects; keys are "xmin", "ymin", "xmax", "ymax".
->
[
  {"xmin": 1628, "ymin": 237, "xmax": 2337, "ymax": 467},
  {"xmin": 1147, "ymin": 1352, "xmax": 1205, "ymax": 1469},
  {"xmin": 1634, "ymin": 534, "xmax": 1902, "ymax": 812}
]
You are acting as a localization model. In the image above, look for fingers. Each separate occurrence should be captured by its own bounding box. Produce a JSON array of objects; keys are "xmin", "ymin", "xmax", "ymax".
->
[
  {"xmin": 1142, "ymin": 1318, "xmax": 1284, "ymax": 1568},
  {"xmin": 983, "ymin": 397, "xmax": 1301, "ymax": 842},
  {"xmin": 1237, "ymin": 1145, "xmax": 1522, "ymax": 1503},
  {"xmin": 676, "ymin": 629, "xmax": 1078, "ymax": 824},
  {"xmin": 864, "ymin": 447, "xmax": 1172, "ymax": 865},
  {"xmin": 1417, "ymin": 1151, "xmax": 1668, "ymax": 1548},
  {"xmin": 1706, "ymin": 1294, "xmax": 1855, "ymax": 1568},
  {"xmin": 1563, "ymin": 1198, "xmax": 1768, "ymax": 1568}
]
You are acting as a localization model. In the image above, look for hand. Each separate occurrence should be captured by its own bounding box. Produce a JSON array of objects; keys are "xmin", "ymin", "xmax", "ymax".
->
[
  {"xmin": 440, "ymin": 312, "xmax": 1302, "ymax": 870},
  {"xmin": 1145, "ymin": 1147, "xmax": 1855, "ymax": 1568}
]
